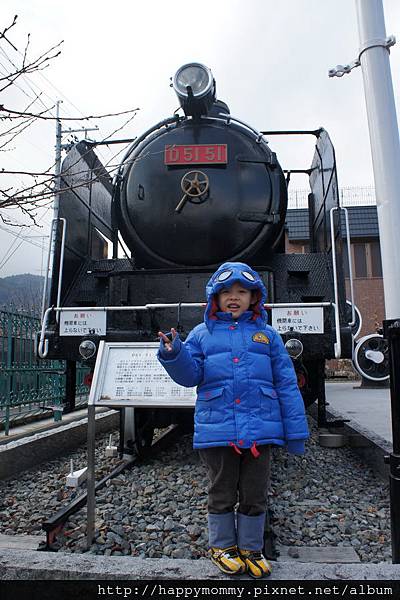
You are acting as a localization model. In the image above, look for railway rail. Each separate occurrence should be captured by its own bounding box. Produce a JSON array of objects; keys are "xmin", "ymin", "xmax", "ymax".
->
[{"xmin": 39, "ymin": 424, "xmax": 183, "ymax": 551}]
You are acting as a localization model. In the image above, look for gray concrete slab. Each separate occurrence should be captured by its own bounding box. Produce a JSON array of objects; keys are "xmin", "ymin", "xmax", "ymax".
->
[
  {"xmin": 325, "ymin": 382, "xmax": 392, "ymax": 445},
  {"xmin": 0, "ymin": 548, "xmax": 399, "ymax": 580},
  {"xmin": 277, "ymin": 545, "xmax": 360, "ymax": 563},
  {"xmin": 0, "ymin": 535, "xmax": 43, "ymax": 550},
  {"xmin": 0, "ymin": 407, "xmax": 114, "ymax": 446},
  {"xmin": 0, "ymin": 409, "xmax": 119, "ymax": 480},
  {"xmin": 307, "ymin": 382, "xmax": 393, "ymax": 480}
]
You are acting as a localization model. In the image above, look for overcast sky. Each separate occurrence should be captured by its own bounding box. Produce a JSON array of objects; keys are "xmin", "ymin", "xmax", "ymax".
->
[{"xmin": 1, "ymin": 0, "xmax": 400, "ymax": 277}]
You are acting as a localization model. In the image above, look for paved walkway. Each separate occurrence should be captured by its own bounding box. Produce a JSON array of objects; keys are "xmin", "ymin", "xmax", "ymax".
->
[
  {"xmin": 325, "ymin": 381, "xmax": 392, "ymax": 445},
  {"xmin": 0, "ymin": 406, "xmax": 107, "ymax": 445}
]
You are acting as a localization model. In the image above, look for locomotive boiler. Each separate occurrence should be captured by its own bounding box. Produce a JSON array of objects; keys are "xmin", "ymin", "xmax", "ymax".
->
[{"xmin": 38, "ymin": 62, "xmax": 353, "ymax": 454}]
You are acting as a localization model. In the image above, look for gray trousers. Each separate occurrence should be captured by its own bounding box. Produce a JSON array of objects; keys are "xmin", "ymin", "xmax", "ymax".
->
[{"xmin": 198, "ymin": 445, "xmax": 271, "ymax": 516}]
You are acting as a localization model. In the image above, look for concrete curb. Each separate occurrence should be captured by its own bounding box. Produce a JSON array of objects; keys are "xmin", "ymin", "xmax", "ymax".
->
[
  {"xmin": 0, "ymin": 410, "xmax": 119, "ymax": 480},
  {"xmin": 0, "ymin": 548, "xmax": 400, "ymax": 580}
]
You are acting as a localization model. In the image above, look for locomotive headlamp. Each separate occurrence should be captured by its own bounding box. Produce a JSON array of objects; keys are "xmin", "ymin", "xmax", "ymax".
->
[
  {"xmin": 78, "ymin": 339, "xmax": 97, "ymax": 360},
  {"xmin": 285, "ymin": 338, "xmax": 304, "ymax": 359},
  {"xmin": 172, "ymin": 63, "xmax": 216, "ymax": 117}
]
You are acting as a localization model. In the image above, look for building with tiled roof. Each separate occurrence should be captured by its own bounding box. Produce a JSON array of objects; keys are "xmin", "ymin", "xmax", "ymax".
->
[{"xmin": 285, "ymin": 203, "xmax": 383, "ymax": 338}]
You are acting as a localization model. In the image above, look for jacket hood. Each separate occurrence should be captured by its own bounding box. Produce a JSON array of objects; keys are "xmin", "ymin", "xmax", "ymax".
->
[{"xmin": 204, "ymin": 262, "xmax": 267, "ymax": 331}]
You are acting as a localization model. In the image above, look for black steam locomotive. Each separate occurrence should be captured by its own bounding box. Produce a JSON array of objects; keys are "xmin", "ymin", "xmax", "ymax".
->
[{"xmin": 38, "ymin": 63, "xmax": 353, "ymax": 453}]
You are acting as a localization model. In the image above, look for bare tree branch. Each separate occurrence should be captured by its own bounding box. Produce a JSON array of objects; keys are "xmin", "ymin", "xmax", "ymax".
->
[
  {"xmin": 0, "ymin": 15, "xmax": 18, "ymax": 51},
  {"xmin": 0, "ymin": 105, "xmax": 140, "ymax": 121},
  {"xmin": 0, "ymin": 40, "xmax": 63, "ymax": 93},
  {"xmin": 0, "ymin": 15, "xmax": 141, "ymax": 229}
]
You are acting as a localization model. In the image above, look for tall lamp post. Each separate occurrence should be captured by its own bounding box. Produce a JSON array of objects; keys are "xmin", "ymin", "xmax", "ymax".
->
[{"xmin": 330, "ymin": 0, "xmax": 400, "ymax": 563}]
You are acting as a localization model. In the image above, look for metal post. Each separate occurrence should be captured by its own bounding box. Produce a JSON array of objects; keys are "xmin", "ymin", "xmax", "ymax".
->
[
  {"xmin": 86, "ymin": 404, "xmax": 96, "ymax": 549},
  {"xmin": 54, "ymin": 373, "xmax": 64, "ymax": 423},
  {"xmin": 316, "ymin": 360, "xmax": 328, "ymax": 428},
  {"xmin": 65, "ymin": 360, "xmax": 76, "ymax": 413},
  {"xmin": 355, "ymin": 0, "xmax": 400, "ymax": 563},
  {"xmin": 5, "ymin": 319, "xmax": 15, "ymax": 436},
  {"xmin": 355, "ymin": 0, "xmax": 400, "ymax": 318},
  {"xmin": 383, "ymin": 320, "xmax": 400, "ymax": 563}
]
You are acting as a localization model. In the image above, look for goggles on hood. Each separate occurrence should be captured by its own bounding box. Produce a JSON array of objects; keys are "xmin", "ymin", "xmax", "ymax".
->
[{"xmin": 215, "ymin": 270, "xmax": 256, "ymax": 283}]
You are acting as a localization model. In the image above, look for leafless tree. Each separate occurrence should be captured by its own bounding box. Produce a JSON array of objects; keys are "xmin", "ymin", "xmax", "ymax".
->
[{"xmin": 0, "ymin": 15, "xmax": 139, "ymax": 228}]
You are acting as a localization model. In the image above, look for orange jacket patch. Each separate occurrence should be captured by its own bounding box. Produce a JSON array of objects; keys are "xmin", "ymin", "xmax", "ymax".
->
[{"xmin": 252, "ymin": 332, "xmax": 270, "ymax": 344}]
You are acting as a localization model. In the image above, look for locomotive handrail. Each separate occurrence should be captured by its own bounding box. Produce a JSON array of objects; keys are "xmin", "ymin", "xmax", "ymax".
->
[
  {"xmin": 201, "ymin": 113, "xmax": 267, "ymax": 145},
  {"xmin": 330, "ymin": 207, "xmax": 343, "ymax": 359},
  {"xmin": 41, "ymin": 219, "xmax": 56, "ymax": 321},
  {"xmin": 56, "ymin": 218, "xmax": 67, "ymax": 319},
  {"xmin": 215, "ymin": 113, "xmax": 265, "ymax": 143},
  {"xmin": 38, "ymin": 301, "xmax": 337, "ymax": 359},
  {"xmin": 118, "ymin": 115, "xmax": 184, "ymax": 166},
  {"xmin": 341, "ymin": 207, "xmax": 356, "ymax": 328},
  {"xmin": 260, "ymin": 129, "xmax": 323, "ymax": 137},
  {"xmin": 40, "ymin": 217, "xmax": 67, "ymax": 322}
]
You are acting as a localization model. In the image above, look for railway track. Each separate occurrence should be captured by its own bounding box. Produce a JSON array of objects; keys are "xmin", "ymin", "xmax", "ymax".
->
[
  {"xmin": 0, "ymin": 418, "xmax": 392, "ymax": 563},
  {"xmin": 39, "ymin": 424, "xmax": 183, "ymax": 551}
]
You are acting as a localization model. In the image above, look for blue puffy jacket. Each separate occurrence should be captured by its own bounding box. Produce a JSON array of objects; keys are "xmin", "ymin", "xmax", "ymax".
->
[{"xmin": 158, "ymin": 262, "xmax": 309, "ymax": 454}]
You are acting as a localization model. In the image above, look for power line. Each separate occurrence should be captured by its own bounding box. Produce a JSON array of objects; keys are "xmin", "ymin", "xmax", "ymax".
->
[{"xmin": 0, "ymin": 206, "xmax": 51, "ymax": 271}]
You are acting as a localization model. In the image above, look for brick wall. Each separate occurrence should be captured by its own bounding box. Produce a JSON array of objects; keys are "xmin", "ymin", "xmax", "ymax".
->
[
  {"xmin": 284, "ymin": 235, "xmax": 385, "ymax": 338},
  {"xmin": 285, "ymin": 239, "xmax": 308, "ymax": 254},
  {"xmin": 345, "ymin": 278, "xmax": 385, "ymax": 338}
]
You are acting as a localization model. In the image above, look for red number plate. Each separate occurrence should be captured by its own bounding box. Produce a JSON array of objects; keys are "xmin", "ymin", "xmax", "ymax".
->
[{"xmin": 164, "ymin": 144, "xmax": 227, "ymax": 165}]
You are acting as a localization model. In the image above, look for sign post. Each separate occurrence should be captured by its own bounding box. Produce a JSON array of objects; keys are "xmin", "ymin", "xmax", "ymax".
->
[
  {"xmin": 85, "ymin": 341, "xmax": 196, "ymax": 548},
  {"xmin": 86, "ymin": 404, "xmax": 96, "ymax": 549}
]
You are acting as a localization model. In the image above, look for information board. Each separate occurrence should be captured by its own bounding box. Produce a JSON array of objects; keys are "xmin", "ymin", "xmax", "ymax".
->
[
  {"xmin": 271, "ymin": 306, "xmax": 324, "ymax": 334},
  {"xmin": 89, "ymin": 341, "xmax": 196, "ymax": 407}
]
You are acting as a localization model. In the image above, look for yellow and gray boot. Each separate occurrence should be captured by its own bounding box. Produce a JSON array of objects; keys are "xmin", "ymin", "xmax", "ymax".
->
[
  {"xmin": 237, "ymin": 512, "xmax": 272, "ymax": 578},
  {"xmin": 208, "ymin": 512, "xmax": 246, "ymax": 575}
]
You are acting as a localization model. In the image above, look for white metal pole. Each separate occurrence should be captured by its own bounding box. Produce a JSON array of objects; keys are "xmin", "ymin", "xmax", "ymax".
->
[
  {"xmin": 54, "ymin": 100, "xmax": 62, "ymax": 218},
  {"xmin": 41, "ymin": 101, "xmax": 62, "ymax": 318},
  {"xmin": 355, "ymin": 0, "xmax": 400, "ymax": 319},
  {"xmin": 355, "ymin": 0, "xmax": 400, "ymax": 564}
]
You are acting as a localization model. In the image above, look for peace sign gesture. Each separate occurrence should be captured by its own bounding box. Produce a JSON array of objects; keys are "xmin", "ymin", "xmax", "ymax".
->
[{"xmin": 158, "ymin": 328, "xmax": 177, "ymax": 352}]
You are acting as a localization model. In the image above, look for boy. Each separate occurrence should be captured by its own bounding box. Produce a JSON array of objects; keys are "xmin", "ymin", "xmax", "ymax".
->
[{"xmin": 158, "ymin": 262, "xmax": 309, "ymax": 578}]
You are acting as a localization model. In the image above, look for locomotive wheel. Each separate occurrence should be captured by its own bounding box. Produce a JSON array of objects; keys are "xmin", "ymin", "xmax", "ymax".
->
[
  {"xmin": 134, "ymin": 409, "xmax": 155, "ymax": 457},
  {"xmin": 353, "ymin": 334, "xmax": 390, "ymax": 382}
]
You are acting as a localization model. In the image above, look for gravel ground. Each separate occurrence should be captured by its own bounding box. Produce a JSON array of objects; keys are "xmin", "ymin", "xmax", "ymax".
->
[{"xmin": 0, "ymin": 418, "xmax": 391, "ymax": 562}]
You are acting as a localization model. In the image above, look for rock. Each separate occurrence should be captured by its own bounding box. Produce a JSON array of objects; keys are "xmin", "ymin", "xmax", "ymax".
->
[
  {"xmin": 0, "ymin": 426, "xmax": 391, "ymax": 563},
  {"xmin": 145, "ymin": 523, "xmax": 162, "ymax": 533}
]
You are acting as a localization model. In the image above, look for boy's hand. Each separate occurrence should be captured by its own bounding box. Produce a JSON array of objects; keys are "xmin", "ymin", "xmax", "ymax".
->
[{"xmin": 158, "ymin": 328, "xmax": 177, "ymax": 352}]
